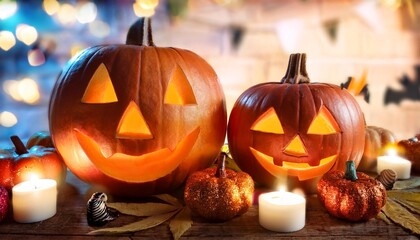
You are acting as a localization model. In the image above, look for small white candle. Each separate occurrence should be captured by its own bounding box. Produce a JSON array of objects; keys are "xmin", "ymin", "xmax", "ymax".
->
[
  {"xmin": 12, "ymin": 179, "xmax": 57, "ymax": 223},
  {"xmin": 259, "ymin": 191, "xmax": 306, "ymax": 232},
  {"xmin": 377, "ymin": 155, "xmax": 411, "ymax": 179}
]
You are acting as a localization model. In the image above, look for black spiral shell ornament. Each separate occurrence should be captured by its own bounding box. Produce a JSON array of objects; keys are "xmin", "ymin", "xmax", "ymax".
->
[
  {"xmin": 376, "ymin": 169, "xmax": 397, "ymax": 190},
  {"xmin": 87, "ymin": 192, "xmax": 118, "ymax": 226}
]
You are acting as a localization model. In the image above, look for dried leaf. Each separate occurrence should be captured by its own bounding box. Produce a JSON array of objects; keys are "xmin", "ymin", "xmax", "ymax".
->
[
  {"xmin": 387, "ymin": 191, "xmax": 420, "ymax": 215},
  {"xmin": 382, "ymin": 198, "xmax": 420, "ymax": 235},
  {"xmin": 170, "ymin": 207, "xmax": 192, "ymax": 240},
  {"xmin": 153, "ymin": 194, "xmax": 182, "ymax": 207},
  {"xmin": 88, "ymin": 210, "xmax": 180, "ymax": 235},
  {"xmin": 377, "ymin": 212, "xmax": 392, "ymax": 224},
  {"xmin": 393, "ymin": 177, "xmax": 420, "ymax": 190},
  {"xmin": 107, "ymin": 202, "xmax": 179, "ymax": 217}
]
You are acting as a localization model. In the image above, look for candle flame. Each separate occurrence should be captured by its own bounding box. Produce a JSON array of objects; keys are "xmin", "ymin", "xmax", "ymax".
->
[
  {"xmin": 29, "ymin": 173, "xmax": 39, "ymax": 182},
  {"xmin": 382, "ymin": 143, "xmax": 405, "ymax": 157}
]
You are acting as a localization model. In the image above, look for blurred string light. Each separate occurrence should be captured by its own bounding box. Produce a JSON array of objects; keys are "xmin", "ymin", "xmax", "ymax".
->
[
  {"xmin": 16, "ymin": 24, "xmax": 38, "ymax": 46},
  {"xmin": 133, "ymin": 0, "xmax": 160, "ymax": 17},
  {"xmin": 3, "ymin": 78, "xmax": 41, "ymax": 105},
  {"xmin": 0, "ymin": 31, "xmax": 16, "ymax": 51},
  {"xmin": 0, "ymin": 0, "xmax": 17, "ymax": 20},
  {"xmin": 56, "ymin": 3, "xmax": 77, "ymax": 25},
  {"xmin": 0, "ymin": 111, "xmax": 18, "ymax": 128},
  {"xmin": 88, "ymin": 20, "xmax": 110, "ymax": 38},
  {"xmin": 28, "ymin": 48, "xmax": 46, "ymax": 66},
  {"xmin": 138, "ymin": 0, "xmax": 159, "ymax": 9},
  {"xmin": 43, "ymin": 0, "xmax": 60, "ymax": 15},
  {"xmin": 76, "ymin": 2, "xmax": 97, "ymax": 24}
]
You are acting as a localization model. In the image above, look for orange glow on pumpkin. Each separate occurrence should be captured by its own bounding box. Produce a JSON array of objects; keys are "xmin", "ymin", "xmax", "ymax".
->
[
  {"xmin": 81, "ymin": 63, "xmax": 118, "ymax": 103},
  {"xmin": 165, "ymin": 65, "xmax": 197, "ymax": 105},
  {"xmin": 117, "ymin": 101, "xmax": 153, "ymax": 139},
  {"xmin": 250, "ymin": 107, "xmax": 283, "ymax": 134}
]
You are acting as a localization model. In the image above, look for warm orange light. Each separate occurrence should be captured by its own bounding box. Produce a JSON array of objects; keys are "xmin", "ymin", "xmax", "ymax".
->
[
  {"xmin": 283, "ymin": 135, "xmax": 307, "ymax": 157},
  {"xmin": 16, "ymin": 24, "xmax": 38, "ymax": 46},
  {"xmin": 82, "ymin": 63, "xmax": 118, "ymax": 104},
  {"xmin": 133, "ymin": 2, "xmax": 155, "ymax": 17},
  {"xmin": 165, "ymin": 66, "xmax": 197, "ymax": 105},
  {"xmin": 117, "ymin": 101, "xmax": 153, "ymax": 139},
  {"xmin": 307, "ymin": 106, "xmax": 340, "ymax": 135},
  {"xmin": 137, "ymin": 0, "xmax": 159, "ymax": 9},
  {"xmin": 0, "ymin": 31, "xmax": 16, "ymax": 51},
  {"xmin": 43, "ymin": 0, "xmax": 60, "ymax": 15},
  {"xmin": 251, "ymin": 107, "xmax": 283, "ymax": 134},
  {"xmin": 0, "ymin": 111, "xmax": 18, "ymax": 127}
]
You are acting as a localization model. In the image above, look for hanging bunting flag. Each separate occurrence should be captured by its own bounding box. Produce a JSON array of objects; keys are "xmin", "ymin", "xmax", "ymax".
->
[{"xmin": 322, "ymin": 19, "xmax": 339, "ymax": 43}]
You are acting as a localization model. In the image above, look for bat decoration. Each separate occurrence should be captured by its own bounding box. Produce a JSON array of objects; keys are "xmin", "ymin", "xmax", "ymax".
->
[
  {"xmin": 384, "ymin": 65, "xmax": 420, "ymax": 105},
  {"xmin": 341, "ymin": 74, "xmax": 370, "ymax": 103}
]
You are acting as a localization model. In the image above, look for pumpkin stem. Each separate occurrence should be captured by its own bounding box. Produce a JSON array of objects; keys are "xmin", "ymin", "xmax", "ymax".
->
[
  {"xmin": 10, "ymin": 135, "xmax": 28, "ymax": 155},
  {"xmin": 126, "ymin": 17, "xmax": 155, "ymax": 47},
  {"xmin": 215, "ymin": 152, "xmax": 227, "ymax": 178},
  {"xmin": 344, "ymin": 160, "xmax": 358, "ymax": 182},
  {"xmin": 281, "ymin": 53, "xmax": 310, "ymax": 84}
]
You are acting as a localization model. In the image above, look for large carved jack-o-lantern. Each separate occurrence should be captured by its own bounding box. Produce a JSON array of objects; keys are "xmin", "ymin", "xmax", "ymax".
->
[
  {"xmin": 227, "ymin": 53, "xmax": 365, "ymax": 193},
  {"xmin": 49, "ymin": 18, "xmax": 227, "ymax": 197}
]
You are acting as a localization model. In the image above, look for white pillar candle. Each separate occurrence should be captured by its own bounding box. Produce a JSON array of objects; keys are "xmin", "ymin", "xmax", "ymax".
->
[
  {"xmin": 12, "ymin": 179, "xmax": 57, "ymax": 223},
  {"xmin": 377, "ymin": 155, "xmax": 411, "ymax": 179},
  {"xmin": 259, "ymin": 191, "xmax": 306, "ymax": 232}
]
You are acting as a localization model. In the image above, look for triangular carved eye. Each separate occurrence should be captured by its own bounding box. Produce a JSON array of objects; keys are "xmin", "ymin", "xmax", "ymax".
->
[
  {"xmin": 307, "ymin": 105, "xmax": 340, "ymax": 135},
  {"xmin": 164, "ymin": 65, "xmax": 197, "ymax": 105},
  {"xmin": 82, "ymin": 63, "xmax": 118, "ymax": 104},
  {"xmin": 251, "ymin": 107, "xmax": 284, "ymax": 134}
]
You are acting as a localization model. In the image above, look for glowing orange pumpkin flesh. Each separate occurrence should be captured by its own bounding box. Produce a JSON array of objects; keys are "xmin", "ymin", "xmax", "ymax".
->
[
  {"xmin": 250, "ymin": 104, "xmax": 340, "ymax": 180},
  {"xmin": 74, "ymin": 127, "xmax": 199, "ymax": 182}
]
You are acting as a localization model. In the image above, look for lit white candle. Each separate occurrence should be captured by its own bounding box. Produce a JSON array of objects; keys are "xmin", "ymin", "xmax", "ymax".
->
[
  {"xmin": 259, "ymin": 191, "xmax": 306, "ymax": 232},
  {"xmin": 12, "ymin": 179, "xmax": 57, "ymax": 223},
  {"xmin": 377, "ymin": 155, "xmax": 411, "ymax": 179}
]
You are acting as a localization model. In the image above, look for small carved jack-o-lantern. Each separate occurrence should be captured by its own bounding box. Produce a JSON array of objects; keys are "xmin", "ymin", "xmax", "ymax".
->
[
  {"xmin": 49, "ymin": 18, "xmax": 227, "ymax": 197},
  {"xmin": 227, "ymin": 53, "xmax": 365, "ymax": 193}
]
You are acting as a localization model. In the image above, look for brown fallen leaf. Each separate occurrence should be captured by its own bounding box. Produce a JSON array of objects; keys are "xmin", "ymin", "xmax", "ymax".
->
[
  {"xmin": 108, "ymin": 202, "xmax": 178, "ymax": 217},
  {"xmin": 154, "ymin": 194, "xmax": 183, "ymax": 207},
  {"xmin": 381, "ymin": 198, "xmax": 420, "ymax": 235},
  {"xmin": 170, "ymin": 206, "xmax": 192, "ymax": 240}
]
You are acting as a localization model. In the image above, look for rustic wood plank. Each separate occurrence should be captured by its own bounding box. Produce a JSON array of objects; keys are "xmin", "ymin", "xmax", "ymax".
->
[{"xmin": 0, "ymin": 172, "xmax": 418, "ymax": 239}]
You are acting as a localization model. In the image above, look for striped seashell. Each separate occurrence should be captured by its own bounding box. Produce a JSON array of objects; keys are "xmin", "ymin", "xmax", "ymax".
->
[
  {"xmin": 376, "ymin": 169, "xmax": 397, "ymax": 190},
  {"xmin": 87, "ymin": 192, "xmax": 118, "ymax": 226}
]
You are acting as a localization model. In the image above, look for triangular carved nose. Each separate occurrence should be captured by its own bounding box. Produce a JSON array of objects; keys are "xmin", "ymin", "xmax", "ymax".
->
[
  {"xmin": 116, "ymin": 101, "xmax": 153, "ymax": 139},
  {"xmin": 283, "ymin": 134, "xmax": 308, "ymax": 157}
]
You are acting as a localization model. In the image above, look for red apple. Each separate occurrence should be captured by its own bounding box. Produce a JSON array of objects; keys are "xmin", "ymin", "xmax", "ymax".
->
[
  {"xmin": 0, "ymin": 152, "xmax": 15, "ymax": 191},
  {"xmin": 11, "ymin": 136, "xmax": 67, "ymax": 186}
]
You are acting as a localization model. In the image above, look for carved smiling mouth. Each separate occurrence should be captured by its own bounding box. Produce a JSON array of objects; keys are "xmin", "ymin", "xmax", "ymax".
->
[
  {"xmin": 74, "ymin": 127, "xmax": 200, "ymax": 183},
  {"xmin": 250, "ymin": 147, "xmax": 336, "ymax": 181}
]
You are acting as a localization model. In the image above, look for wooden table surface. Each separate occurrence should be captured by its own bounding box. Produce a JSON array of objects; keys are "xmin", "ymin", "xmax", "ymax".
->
[{"xmin": 1, "ymin": 171, "xmax": 419, "ymax": 240}]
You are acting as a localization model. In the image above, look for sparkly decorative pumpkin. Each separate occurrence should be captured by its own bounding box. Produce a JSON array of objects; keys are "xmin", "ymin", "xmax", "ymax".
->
[
  {"xmin": 317, "ymin": 161, "xmax": 387, "ymax": 222},
  {"xmin": 48, "ymin": 18, "xmax": 227, "ymax": 197},
  {"xmin": 358, "ymin": 126, "xmax": 396, "ymax": 172},
  {"xmin": 227, "ymin": 53, "xmax": 365, "ymax": 193},
  {"xmin": 184, "ymin": 153, "xmax": 254, "ymax": 221}
]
